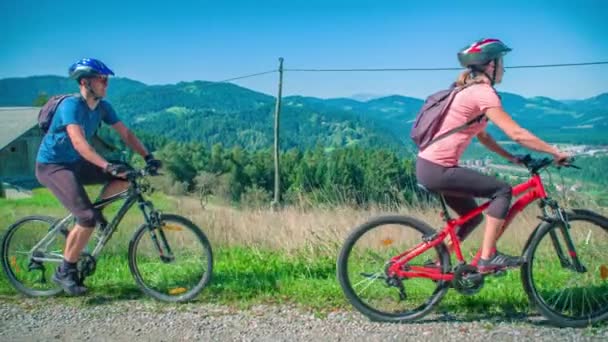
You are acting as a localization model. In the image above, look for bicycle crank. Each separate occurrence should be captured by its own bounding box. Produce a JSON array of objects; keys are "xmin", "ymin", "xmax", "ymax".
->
[{"xmin": 451, "ymin": 264, "xmax": 484, "ymax": 295}]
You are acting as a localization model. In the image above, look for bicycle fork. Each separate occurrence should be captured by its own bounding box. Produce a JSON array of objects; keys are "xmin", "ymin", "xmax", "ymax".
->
[
  {"xmin": 545, "ymin": 204, "xmax": 586, "ymax": 273},
  {"xmin": 137, "ymin": 197, "xmax": 174, "ymax": 263}
]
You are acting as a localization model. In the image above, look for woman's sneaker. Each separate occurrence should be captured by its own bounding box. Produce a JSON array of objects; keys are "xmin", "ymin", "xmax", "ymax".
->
[
  {"xmin": 52, "ymin": 267, "xmax": 87, "ymax": 295},
  {"xmin": 477, "ymin": 251, "xmax": 523, "ymax": 274}
]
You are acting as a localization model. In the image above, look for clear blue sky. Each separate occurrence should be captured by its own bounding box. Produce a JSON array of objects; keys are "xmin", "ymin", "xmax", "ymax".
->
[{"xmin": 1, "ymin": 0, "xmax": 607, "ymax": 100}]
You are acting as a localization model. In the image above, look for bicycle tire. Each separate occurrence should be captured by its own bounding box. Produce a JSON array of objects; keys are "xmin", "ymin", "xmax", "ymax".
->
[
  {"xmin": 522, "ymin": 210, "xmax": 608, "ymax": 327},
  {"xmin": 1, "ymin": 216, "xmax": 65, "ymax": 297},
  {"xmin": 128, "ymin": 214, "xmax": 213, "ymax": 302},
  {"xmin": 337, "ymin": 215, "xmax": 451, "ymax": 322}
]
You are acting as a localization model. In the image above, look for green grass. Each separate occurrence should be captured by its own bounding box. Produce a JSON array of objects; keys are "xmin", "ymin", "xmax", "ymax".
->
[
  {"xmin": 0, "ymin": 245, "xmax": 534, "ymax": 316},
  {"xmin": 0, "ymin": 188, "xmax": 597, "ymax": 322}
]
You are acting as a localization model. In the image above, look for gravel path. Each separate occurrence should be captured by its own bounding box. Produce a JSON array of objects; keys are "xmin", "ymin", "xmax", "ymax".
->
[{"xmin": 1, "ymin": 297, "xmax": 606, "ymax": 341}]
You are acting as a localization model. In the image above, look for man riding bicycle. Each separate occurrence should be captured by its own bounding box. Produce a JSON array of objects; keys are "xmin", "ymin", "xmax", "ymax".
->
[{"xmin": 35, "ymin": 58, "xmax": 161, "ymax": 295}]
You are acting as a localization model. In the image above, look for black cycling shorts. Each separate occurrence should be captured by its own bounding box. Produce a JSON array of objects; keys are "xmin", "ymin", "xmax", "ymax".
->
[{"xmin": 36, "ymin": 161, "xmax": 116, "ymax": 228}]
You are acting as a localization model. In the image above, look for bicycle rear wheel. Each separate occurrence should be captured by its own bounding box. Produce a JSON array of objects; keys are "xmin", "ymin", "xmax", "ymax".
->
[
  {"xmin": 128, "ymin": 214, "xmax": 212, "ymax": 302},
  {"xmin": 522, "ymin": 210, "xmax": 608, "ymax": 327},
  {"xmin": 337, "ymin": 215, "xmax": 450, "ymax": 322},
  {"xmin": 1, "ymin": 216, "xmax": 66, "ymax": 296}
]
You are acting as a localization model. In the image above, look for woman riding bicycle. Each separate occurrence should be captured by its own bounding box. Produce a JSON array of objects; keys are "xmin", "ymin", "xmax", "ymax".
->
[
  {"xmin": 36, "ymin": 58, "xmax": 161, "ymax": 295},
  {"xmin": 415, "ymin": 38, "xmax": 570, "ymax": 273}
]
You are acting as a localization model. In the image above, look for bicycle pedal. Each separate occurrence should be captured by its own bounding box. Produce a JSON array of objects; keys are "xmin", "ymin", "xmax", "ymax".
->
[{"xmin": 493, "ymin": 270, "xmax": 507, "ymax": 277}]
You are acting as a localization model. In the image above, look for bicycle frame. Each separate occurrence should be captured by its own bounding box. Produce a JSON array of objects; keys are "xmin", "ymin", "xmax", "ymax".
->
[
  {"xmin": 29, "ymin": 177, "xmax": 165, "ymax": 264},
  {"xmin": 387, "ymin": 173, "xmax": 550, "ymax": 282}
]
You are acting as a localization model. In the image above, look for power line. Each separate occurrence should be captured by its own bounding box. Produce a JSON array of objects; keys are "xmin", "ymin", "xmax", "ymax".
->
[
  {"xmin": 184, "ymin": 69, "xmax": 277, "ymax": 92},
  {"xmin": 213, "ymin": 70, "xmax": 277, "ymax": 83},
  {"xmin": 176, "ymin": 61, "xmax": 608, "ymax": 89},
  {"xmin": 285, "ymin": 67, "xmax": 462, "ymax": 72},
  {"xmin": 171, "ymin": 60, "xmax": 608, "ymax": 92},
  {"xmin": 506, "ymin": 61, "xmax": 608, "ymax": 69},
  {"xmin": 284, "ymin": 61, "xmax": 608, "ymax": 72}
]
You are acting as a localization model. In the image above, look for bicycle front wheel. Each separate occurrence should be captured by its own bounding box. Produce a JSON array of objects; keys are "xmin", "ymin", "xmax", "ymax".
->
[
  {"xmin": 1, "ymin": 216, "xmax": 66, "ymax": 296},
  {"xmin": 128, "ymin": 214, "xmax": 213, "ymax": 302},
  {"xmin": 522, "ymin": 210, "xmax": 608, "ymax": 327},
  {"xmin": 337, "ymin": 215, "xmax": 450, "ymax": 322}
]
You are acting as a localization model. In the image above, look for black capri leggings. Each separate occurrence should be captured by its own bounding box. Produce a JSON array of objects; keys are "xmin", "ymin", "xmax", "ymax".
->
[{"xmin": 415, "ymin": 157, "xmax": 512, "ymax": 241}]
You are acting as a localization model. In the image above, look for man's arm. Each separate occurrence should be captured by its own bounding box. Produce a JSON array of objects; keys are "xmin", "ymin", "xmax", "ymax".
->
[
  {"xmin": 476, "ymin": 130, "xmax": 518, "ymax": 163},
  {"xmin": 66, "ymin": 124, "xmax": 109, "ymax": 169},
  {"xmin": 111, "ymin": 121, "xmax": 150, "ymax": 158}
]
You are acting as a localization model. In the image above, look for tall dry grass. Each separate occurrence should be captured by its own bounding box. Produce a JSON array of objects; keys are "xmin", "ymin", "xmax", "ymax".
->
[{"xmin": 170, "ymin": 196, "xmax": 607, "ymax": 259}]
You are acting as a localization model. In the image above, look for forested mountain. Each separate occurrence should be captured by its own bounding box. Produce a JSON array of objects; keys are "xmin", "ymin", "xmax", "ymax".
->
[
  {"xmin": 1, "ymin": 76, "xmax": 606, "ymax": 149},
  {"xmin": 0, "ymin": 76, "xmax": 146, "ymax": 106},
  {"xmin": 1, "ymin": 75, "xmax": 606, "ymax": 205}
]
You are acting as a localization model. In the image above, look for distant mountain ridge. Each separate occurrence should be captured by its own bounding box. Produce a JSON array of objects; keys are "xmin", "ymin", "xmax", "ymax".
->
[
  {"xmin": 1, "ymin": 75, "xmax": 606, "ymax": 149},
  {"xmin": 0, "ymin": 75, "xmax": 147, "ymax": 106}
]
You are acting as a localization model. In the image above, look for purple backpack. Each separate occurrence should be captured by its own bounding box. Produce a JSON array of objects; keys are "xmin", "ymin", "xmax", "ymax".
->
[
  {"xmin": 410, "ymin": 83, "xmax": 484, "ymax": 150},
  {"xmin": 37, "ymin": 94, "xmax": 76, "ymax": 133}
]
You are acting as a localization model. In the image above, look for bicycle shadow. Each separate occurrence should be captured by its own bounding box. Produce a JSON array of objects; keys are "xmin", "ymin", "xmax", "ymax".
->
[
  {"xmin": 408, "ymin": 300, "xmax": 553, "ymax": 327},
  {"xmin": 80, "ymin": 285, "xmax": 145, "ymax": 305},
  {"xmin": 80, "ymin": 270, "xmax": 287, "ymax": 306}
]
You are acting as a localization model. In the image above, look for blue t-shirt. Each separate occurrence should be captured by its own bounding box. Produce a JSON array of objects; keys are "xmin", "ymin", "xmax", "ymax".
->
[{"xmin": 36, "ymin": 96, "xmax": 120, "ymax": 164}]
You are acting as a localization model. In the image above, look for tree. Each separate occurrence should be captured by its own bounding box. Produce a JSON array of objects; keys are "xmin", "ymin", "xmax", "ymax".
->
[{"xmin": 33, "ymin": 92, "xmax": 49, "ymax": 107}]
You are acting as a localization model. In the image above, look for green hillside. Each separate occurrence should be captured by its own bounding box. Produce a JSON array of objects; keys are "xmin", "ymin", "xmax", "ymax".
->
[{"xmin": 1, "ymin": 76, "xmax": 606, "ymax": 149}]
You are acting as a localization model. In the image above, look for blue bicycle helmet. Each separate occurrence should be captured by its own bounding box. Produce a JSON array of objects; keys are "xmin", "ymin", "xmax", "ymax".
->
[{"xmin": 68, "ymin": 58, "xmax": 114, "ymax": 81}]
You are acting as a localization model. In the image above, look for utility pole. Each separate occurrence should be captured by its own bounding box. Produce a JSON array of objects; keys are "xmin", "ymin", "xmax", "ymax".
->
[{"xmin": 271, "ymin": 58, "xmax": 284, "ymax": 210}]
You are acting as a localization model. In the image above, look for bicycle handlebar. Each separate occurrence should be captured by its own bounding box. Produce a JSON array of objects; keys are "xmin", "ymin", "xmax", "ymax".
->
[
  {"xmin": 125, "ymin": 165, "xmax": 161, "ymax": 181},
  {"xmin": 516, "ymin": 154, "xmax": 580, "ymax": 174}
]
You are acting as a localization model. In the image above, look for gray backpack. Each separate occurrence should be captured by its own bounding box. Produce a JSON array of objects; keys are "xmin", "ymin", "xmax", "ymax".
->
[{"xmin": 410, "ymin": 83, "xmax": 485, "ymax": 150}]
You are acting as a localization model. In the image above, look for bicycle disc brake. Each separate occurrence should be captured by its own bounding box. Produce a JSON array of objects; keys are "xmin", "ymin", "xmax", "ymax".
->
[{"xmin": 451, "ymin": 264, "xmax": 484, "ymax": 296}]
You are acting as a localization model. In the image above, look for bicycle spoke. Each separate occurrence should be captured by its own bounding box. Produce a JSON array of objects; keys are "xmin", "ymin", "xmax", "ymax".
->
[
  {"xmin": 337, "ymin": 217, "xmax": 449, "ymax": 322},
  {"xmin": 129, "ymin": 215, "xmax": 212, "ymax": 302},
  {"xmin": 588, "ymin": 288, "xmax": 604, "ymax": 309},
  {"xmin": 2, "ymin": 216, "xmax": 65, "ymax": 296},
  {"xmin": 582, "ymin": 288, "xmax": 592, "ymax": 317},
  {"xmin": 585, "ymin": 230, "xmax": 592, "ymax": 245},
  {"xmin": 353, "ymin": 272, "xmax": 385, "ymax": 294}
]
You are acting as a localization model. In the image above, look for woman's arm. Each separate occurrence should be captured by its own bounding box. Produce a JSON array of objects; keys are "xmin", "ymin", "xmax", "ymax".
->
[
  {"xmin": 484, "ymin": 107, "xmax": 569, "ymax": 161},
  {"xmin": 476, "ymin": 130, "xmax": 518, "ymax": 163}
]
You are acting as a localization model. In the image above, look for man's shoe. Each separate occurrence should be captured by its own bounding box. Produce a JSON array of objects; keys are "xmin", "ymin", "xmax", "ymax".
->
[
  {"xmin": 52, "ymin": 267, "xmax": 87, "ymax": 296},
  {"xmin": 478, "ymin": 251, "xmax": 523, "ymax": 274}
]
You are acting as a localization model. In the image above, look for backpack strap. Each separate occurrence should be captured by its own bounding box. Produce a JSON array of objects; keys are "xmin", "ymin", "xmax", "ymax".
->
[{"xmin": 420, "ymin": 113, "xmax": 485, "ymax": 149}]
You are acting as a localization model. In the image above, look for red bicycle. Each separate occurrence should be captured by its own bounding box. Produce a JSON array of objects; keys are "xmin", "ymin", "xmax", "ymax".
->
[{"xmin": 337, "ymin": 155, "xmax": 608, "ymax": 327}]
